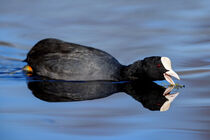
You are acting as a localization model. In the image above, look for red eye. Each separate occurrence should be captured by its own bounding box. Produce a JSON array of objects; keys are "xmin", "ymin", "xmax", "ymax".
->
[{"xmin": 157, "ymin": 64, "xmax": 161, "ymax": 68}]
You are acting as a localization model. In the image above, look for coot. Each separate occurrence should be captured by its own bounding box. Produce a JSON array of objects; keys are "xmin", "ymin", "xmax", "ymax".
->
[{"xmin": 25, "ymin": 38, "xmax": 180, "ymax": 85}]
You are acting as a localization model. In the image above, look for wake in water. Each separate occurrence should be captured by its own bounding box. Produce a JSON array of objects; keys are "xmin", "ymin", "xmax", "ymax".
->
[{"xmin": 0, "ymin": 43, "xmax": 27, "ymax": 80}]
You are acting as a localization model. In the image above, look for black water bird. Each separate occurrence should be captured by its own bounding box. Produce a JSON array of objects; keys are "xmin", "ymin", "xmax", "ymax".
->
[
  {"xmin": 27, "ymin": 79, "xmax": 179, "ymax": 111},
  {"xmin": 25, "ymin": 38, "xmax": 180, "ymax": 85}
]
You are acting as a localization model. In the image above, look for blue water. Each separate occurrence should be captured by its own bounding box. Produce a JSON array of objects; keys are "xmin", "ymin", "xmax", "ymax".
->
[{"xmin": 1, "ymin": 0, "xmax": 210, "ymax": 140}]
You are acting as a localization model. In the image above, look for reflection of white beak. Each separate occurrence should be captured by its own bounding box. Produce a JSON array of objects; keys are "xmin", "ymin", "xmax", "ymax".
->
[
  {"xmin": 163, "ymin": 85, "xmax": 174, "ymax": 95},
  {"xmin": 160, "ymin": 92, "xmax": 179, "ymax": 112},
  {"xmin": 161, "ymin": 57, "xmax": 180, "ymax": 85}
]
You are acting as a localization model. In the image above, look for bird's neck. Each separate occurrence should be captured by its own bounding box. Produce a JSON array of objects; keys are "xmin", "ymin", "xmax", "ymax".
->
[{"xmin": 121, "ymin": 60, "xmax": 145, "ymax": 81}]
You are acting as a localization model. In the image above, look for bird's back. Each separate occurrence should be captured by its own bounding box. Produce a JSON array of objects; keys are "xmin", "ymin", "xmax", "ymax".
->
[{"xmin": 26, "ymin": 38, "xmax": 123, "ymax": 81}]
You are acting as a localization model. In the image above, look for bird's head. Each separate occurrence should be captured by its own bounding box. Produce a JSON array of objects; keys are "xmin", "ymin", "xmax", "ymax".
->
[{"xmin": 142, "ymin": 56, "xmax": 180, "ymax": 85}]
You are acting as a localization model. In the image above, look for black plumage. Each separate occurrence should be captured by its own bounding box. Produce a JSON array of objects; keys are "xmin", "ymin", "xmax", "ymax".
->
[{"xmin": 26, "ymin": 38, "xmax": 167, "ymax": 81}]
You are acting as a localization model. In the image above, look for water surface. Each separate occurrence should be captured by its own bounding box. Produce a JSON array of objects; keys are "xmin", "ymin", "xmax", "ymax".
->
[{"xmin": 0, "ymin": 0, "xmax": 210, "ymax": 140}]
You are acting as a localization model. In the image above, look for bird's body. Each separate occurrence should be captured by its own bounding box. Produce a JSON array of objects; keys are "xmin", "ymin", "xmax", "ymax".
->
[
  {"xmin": 25, "ymin": 38, "xmax": 180, "ymax": 84},
  {"xmin": 26, "ymin": 39, "xmax": 123, "ymax": 81}
]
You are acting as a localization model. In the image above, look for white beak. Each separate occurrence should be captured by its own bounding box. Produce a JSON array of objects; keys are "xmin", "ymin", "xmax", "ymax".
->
[
  {"xmin": 161, "ymin": 57, "xmax": 180, "ymax": 85},
  {"xmin": 164, "ymin": 70, "xmax": 180, "ymax": 85}
]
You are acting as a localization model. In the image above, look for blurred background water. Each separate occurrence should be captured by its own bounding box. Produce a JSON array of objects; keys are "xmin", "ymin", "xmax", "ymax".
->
[{"xmin": 0, "ymin": 0, "xmax": 210, "ymax": 140}]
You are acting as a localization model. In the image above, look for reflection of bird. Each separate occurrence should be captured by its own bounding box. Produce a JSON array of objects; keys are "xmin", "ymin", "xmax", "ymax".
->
[
  {"xmin": 24, "ymin": 38, "xmax": 180, "ymax": 85},
  {"xmin": 27, "ymin": 78, "xmax": 179, "ymax": 111},
  {"xmin": 123, "ymin": 82, "xmax": 179, "ymax": 111}
]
